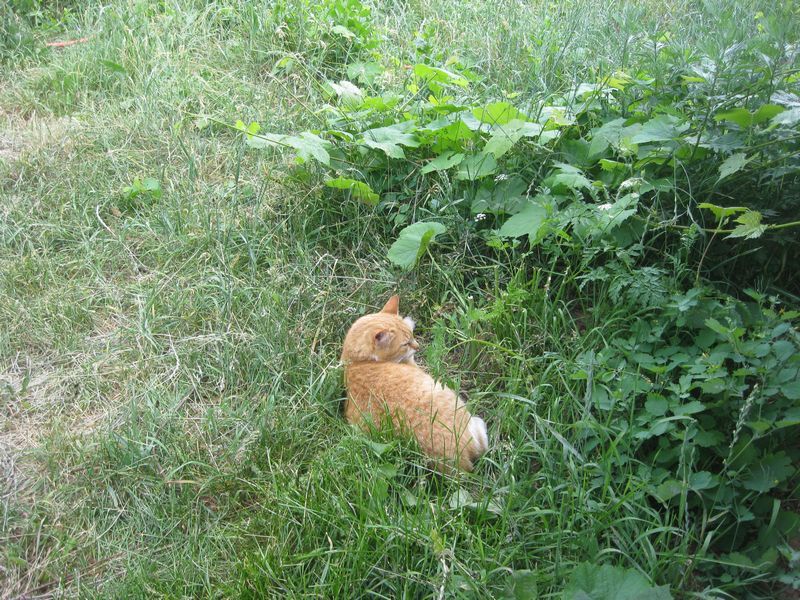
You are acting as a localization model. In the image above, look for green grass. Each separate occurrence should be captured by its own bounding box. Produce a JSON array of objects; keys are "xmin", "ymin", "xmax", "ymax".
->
[{"xmin": 1, "ymin": 0, "xmax": 797, "ymax": 598}]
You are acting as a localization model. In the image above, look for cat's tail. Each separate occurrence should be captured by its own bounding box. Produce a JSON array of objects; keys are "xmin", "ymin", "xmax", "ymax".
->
[{"xmin": 468, "ymin": 416, "xmax": 489, "ymax": 457}]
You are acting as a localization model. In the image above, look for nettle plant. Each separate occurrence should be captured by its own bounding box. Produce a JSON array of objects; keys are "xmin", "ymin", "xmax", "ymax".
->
[
  {"xmin": 573, "ymin": 288, "xmax": 800, "ymax": 578},
  {"xmin": 236, "ymin": 37, "xmax": 799, "ymax": 280}
]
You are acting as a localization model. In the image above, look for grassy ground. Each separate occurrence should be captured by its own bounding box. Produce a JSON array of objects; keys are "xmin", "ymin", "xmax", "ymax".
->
[{"xmin": 1, "ymin": 0, "xmax": 797, "ymax": 598}]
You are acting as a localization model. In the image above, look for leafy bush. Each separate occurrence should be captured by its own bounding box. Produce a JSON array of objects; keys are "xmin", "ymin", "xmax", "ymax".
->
[{"xmin": 233, "ymin": 0, "xmax": 800, "ymax": 594}]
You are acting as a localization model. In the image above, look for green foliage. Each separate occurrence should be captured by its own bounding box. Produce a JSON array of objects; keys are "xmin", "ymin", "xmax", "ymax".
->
[
  {"xmin": 564, "ymin": 563, "xmax": 672, "ymax": 600},
  {"xmin": 387, "ymin": 221, "xmax": 446, "ymax": 270},
  {"xmin": 573, "ymin": 289, "xmax": 800, "ymax": 572},
  {"xmin": 235, "ymin": 3, "xmax": 800, "ymax": 594},
  {"xmin": 4, "ymin": 0, "xmax": 800, "ymax": 599}
]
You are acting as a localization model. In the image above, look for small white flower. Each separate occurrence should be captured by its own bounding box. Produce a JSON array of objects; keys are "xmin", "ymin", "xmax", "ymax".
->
[
  {"xmin": 597, "ymin": 203, "xmax": 612, "ymax": 211},
  {"xmin": 475, "ymin": 213, "xmax": 487, "ymax": 221},
  {"xmin": 494, "ymin": 174, "xmax": 509, "ymax": 182}
]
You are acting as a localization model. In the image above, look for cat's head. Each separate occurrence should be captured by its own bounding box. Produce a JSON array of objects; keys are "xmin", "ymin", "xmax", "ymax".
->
[{"xmin": 341, "ymin": 295, "xmax": 419, "ymax": 364}]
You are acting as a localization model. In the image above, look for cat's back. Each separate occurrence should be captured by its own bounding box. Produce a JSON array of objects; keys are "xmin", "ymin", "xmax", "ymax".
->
[{"xmin": 345, "ymin": 361, "xmax": 440, "ymax": 398}]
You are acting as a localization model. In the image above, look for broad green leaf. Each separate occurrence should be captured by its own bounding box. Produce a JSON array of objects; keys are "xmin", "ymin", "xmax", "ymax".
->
[
  {"xmin": 362, "ymin": 122, "xmax": 420, "ymax": 158},
  {"xmin": 449, "ymin": 487, "xmax": 473, "ymax": 509},
  {"xmin": 498, "ymin": 203, "xmax": 548, "ymax": 240},
  {"xmin": 728, "ymin": 210, "xmax": 766, "ymax": 240},
  {"xmin": 752, "ymin": 104, "xmax": 785, "ymax": 124},
  {"xmin": 742, "ymin": 453, "xmax": 794, "ymax": 492},
  {"xmin": 704, "ymin": 317, "xmax": 730, "ymax": 335},
  {"xmin": 654, "ymin": 479, "xmax": 683, "ymax": 502},
  {"xmin": 285, "ymin": 132, "xmax": 331, "ymax": 165},
  {"xmin": 413, "ymin": 64, "xmax": 468, "ymax": 89},
  {"xmin": 645, "ymin": 395, "xmax": 668, "ymax": 416},
  {"xmin": 630, "ymin": 115, "xmax": 689, "ymax": 144},
  {"xmin": 420, "ymin": 151, "xmax": 465, "ymax": 174},
  {"xmin": 564, "ymin": 563, "xmax": 672, "ymax": 600},
  {"xmin": 365, "ymin": 440, "xmax": 393, "ymax": 456},
  {"xmin": 781, "ymin": 380, "xmax": 800, "ymax": 401},
  {"xmin": 346, "ymin": 61, "xmax": 383, "ymax": 85},
  {"xmin": 99, "ymin": 59, "xmax": 126, "ymax": 73},
  {"xmin": 503, "ymin": 570, "xmax": 537, "ymax": 600},
  {"xmin": 484, "ymin": 119, "xmax": 542, "ymax": 157},
  {"xmin": 716, "ymin": 104, "xmax": 785, "ymax": 128},
  {"xmin": 330, "ymin": 24, "xmax": 355, "ymax": 39},
  {"xmin": 544, "ymin": 163, "xmax": 592, "ymax": 192},
  {"xmin": 697, "ymin": 203, "xmax": 748, "ymax": 222},
  {"xmin": 772, "ymin": 107, "xmax": 800, "ymax": 127},
  {"xmin": 325, "ymin": 177, "xmax": 379, "ymax": 206},
  {"xmin": 472, "ymin": 102, "xmax": 526, "ymax": 126},
  {"xmin": 328, "ymin": 80, "xmax": 363, "ymax": 109},
  {"xmin": 776, "ymin": 407, "xmax": 800, "ymax": 428},
  {"xmin": 717, "ymin": 152, "xmax": 749, "ymax": 181},
  {"xmin": 689, "ymin": 471, "xmax": 717, "ymax": 491},
  {"xmin": 589, "ymin": 117, "xmax": 627, "ymax": 153},
  {"xmin": 376, "ymin": 464, "xmax": 398, "ymax": 478},
  {"xmin": 715, "ymin": 107, "xmax": 752, "ymax": 128},
  {"xmin": 672, "ymin": 400, "xmax": 706, "ymax": 416},
  {"xmin": 455, "ymin": 152, "xmax": 498, "ymax": 180},
  {"xmin": 387, "ymin": 222, "xmax": 447, "ymax": 270},
  {"xmin": 238, "ymin": 121, "xmax": 331, "ymax": 166}
]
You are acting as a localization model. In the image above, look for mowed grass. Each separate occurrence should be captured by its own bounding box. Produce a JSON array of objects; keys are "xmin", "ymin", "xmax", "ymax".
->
[{"xmin": 0, "ymin": 1, "xmax": 786, "ymax": 597}]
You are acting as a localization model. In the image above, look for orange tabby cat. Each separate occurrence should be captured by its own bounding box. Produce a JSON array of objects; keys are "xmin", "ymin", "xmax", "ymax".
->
[{"xmin": 341, "ymin": 295, "xmax": 489, "ymax": 472}]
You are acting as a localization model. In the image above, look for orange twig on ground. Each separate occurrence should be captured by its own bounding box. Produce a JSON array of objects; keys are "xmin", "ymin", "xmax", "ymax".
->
[{"xmin": 45, "ymin": 37, "xmax": 89, "ymax": 48}]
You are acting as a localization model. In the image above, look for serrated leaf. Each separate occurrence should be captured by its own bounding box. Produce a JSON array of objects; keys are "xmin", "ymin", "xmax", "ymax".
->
[
  {"xmin": 564, "ymin": 563, "xmax": 672, "ymax": 600},
  {"xmin": 286, "ymin": 132, "xmax": 330, "ymax": 165},
  {"xmin": 362, "ymin": 122, "xmax": 420, "ymax": 159},
  {"xmin": 776, "ymin": 407, "xmax": 800, "ymax": 428},
  {"xmin": 772, "ymin": 107, "xmax": 800, "ymax": 127},
  {"xmin": 420, "ymin": 151, "xmax": 465, "ymax": 174},
  {"xmin": 717, "ymin": 152, "xmax": 748, "ymax": 181},
  {"xmin": 727, "ymin": 210, "xmax": 766, "ymax": 240},
  {"xmin": 387, "ymin": 222, "xmax": 447, "ymax": 270},
  {"xmin": 455, "ymin": 152, "xmax": 498, "ymax": 180},
  {"xmin": 325, "ymin": 177, "xmax": 379, "ymax": 206},
  {"xmin": 704, "ymin": 317, "xmax": 730, "ymax": 335},
  {"xmin": 630, "ymin": 115, "xmax": 689, "ymax": 144}
]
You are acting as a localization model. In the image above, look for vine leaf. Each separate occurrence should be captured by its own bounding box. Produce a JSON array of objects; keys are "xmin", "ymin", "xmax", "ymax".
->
[
  {"xmin": 717, "ymin": 152, "xmax": 749, "ymax": 182},
  {"xmin": 728, "ymin": 211, "xmax": 766, "ymax": 239}
]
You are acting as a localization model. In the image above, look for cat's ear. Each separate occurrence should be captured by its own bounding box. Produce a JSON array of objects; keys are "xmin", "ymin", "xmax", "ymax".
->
[
  {"xmin": 381, "ymin": 295, "xmax": 399, "ymax": 315},
  {"xmin": 374, "ymin": 330, "xmax": 392, "ymax": 346}
]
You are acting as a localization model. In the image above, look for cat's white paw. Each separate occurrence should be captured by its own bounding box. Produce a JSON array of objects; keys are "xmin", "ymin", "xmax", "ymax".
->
[{"xmin": 468, "ymin": 416, "xmax": 489, "ymax": 455}]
